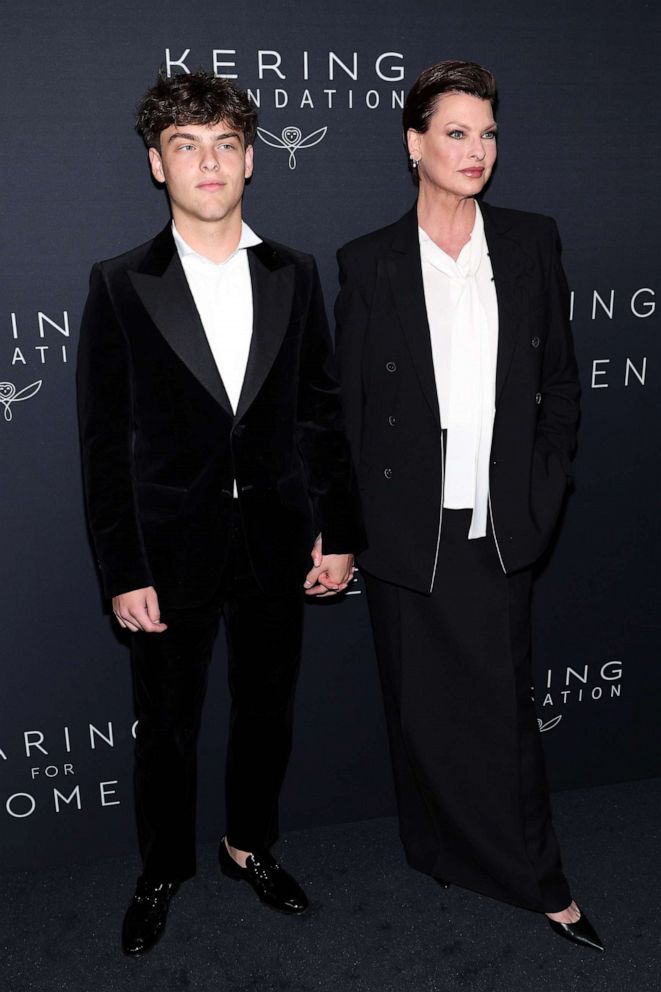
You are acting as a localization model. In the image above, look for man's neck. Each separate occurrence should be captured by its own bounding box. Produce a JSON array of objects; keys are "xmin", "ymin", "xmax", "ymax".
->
[{"xmin": 172, "ymin": 211, "xmax": 244, "ymax": 264}]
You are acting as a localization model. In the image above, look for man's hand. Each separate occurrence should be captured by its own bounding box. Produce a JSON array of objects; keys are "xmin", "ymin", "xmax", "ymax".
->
[
  {"xmin": 304, "ymin": 534, "xmax": 355, "ymax": 597},
  {"xmin": 112, "ymin": 586, "xmax": 167, "ymax": 633}
]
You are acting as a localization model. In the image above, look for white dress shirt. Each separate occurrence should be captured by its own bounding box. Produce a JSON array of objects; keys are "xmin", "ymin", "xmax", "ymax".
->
[
  {"xmin": 173, "ymin": 220, "xmax": 262, "ymax": 497},
  {"xmin": 172, "ymin": 220, "xmax": 262, "ymax": 413},
  {"xmin": 419, "ymin": 202, "xmax": 499, "ymax": 538}
]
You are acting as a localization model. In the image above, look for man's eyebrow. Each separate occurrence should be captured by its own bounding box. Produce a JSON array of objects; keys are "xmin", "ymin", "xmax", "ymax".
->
[{"xmin": 167, "ymin": 130, "xmax": 240, "ymax": 143}]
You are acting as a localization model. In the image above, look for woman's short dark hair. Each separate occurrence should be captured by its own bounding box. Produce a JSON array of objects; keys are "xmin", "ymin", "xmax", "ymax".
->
[
  {"xmin": 402, "ymin": 60, "xmax": 497, "ymax": 183},
  {"xmin": 136, "ymin": 71, "xmax": 258, "ymax": 150}
]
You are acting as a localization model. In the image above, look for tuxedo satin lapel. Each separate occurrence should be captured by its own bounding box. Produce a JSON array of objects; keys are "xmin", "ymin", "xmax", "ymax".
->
[
  {"xmin": 129, "ymin": 253, "xmax": 233, "ymax": 416},
  {"xmin": 387, "ymin": 218, "xmax": 440, "ymax": 425},
  {"xmin": 481, "ymin": 204, "xmax": 531, "ymax": 402},
  {"xmin": 234, "ymin": 246, "xmax": 294, "ymax": 422}
]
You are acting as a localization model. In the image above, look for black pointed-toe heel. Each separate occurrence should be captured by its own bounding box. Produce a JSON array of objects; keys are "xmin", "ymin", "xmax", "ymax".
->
[
  {"xmin": 434, "ymin": 877, "xmax": 451, "ymax": 889},
  {"xmin": 547, "ymin": 908, "xmax": 604, "ymax": 952}
]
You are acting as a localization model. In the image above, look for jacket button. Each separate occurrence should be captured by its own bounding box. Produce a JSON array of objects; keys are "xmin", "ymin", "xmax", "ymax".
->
[
  {"xmin": 531, "ymin": 336, "xmax": 540, "ymax": 348},
  {"xmin": 384, "ymin": 468, "xmax": 393, "ymax": 479},
  {"xmin": 386, "ymin": 361, "xmax": 397, "ymax": 372},
  {"xmin": 388, "ymin": 415, "xmax": 397, "ymax": 426},
  {"xmin": 535, "ymin": 392, "xmax": 542, "ymax": 405}
]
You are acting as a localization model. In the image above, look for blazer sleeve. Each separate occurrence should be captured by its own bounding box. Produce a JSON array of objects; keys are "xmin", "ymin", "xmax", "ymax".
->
[
  {"xmin": 76, "ymin": 265, "xmax": 154, "ymax": 598},
  {"xmin": 294, "ymin": 257, "xmax": 365, "ymax": 555},
  {"xmin": 535, "ymin": 220, "xmax": 580, "ymax": 475},
  {"xmin": 333, "ymin": 246, "xmax": 371, "ymax": 473}
]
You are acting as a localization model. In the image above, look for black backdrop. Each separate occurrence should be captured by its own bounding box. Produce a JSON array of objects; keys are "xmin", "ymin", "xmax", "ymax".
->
[{"xmin": 2, "ymin": 0, "xmax": 660, "ymax": 873}]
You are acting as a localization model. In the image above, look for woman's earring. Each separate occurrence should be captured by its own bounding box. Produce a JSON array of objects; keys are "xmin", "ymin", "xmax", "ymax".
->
[{"xmin": 410, "ymin": 156, "xmax": 420, "ymax": 168}]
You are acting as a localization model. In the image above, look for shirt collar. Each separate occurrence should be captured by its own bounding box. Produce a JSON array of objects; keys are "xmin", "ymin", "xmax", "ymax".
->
[{"xmin": 172, "ymin": 220, "xmax": 262, "ymax": 265}]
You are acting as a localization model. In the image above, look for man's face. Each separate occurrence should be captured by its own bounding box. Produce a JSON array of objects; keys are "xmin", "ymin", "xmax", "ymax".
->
[{"xmin": 148, "ymin": 120, "xmax": 254, "ymax": 229}]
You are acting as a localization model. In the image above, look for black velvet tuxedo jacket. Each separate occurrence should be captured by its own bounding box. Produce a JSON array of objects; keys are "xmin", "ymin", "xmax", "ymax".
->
[
  {"xmin": 335, "ymin": 202, "xmax": 580, "ymax": 593},
  {"xmin": 77, "ymin": 225, "xmax": 363, "ymax": 607}
]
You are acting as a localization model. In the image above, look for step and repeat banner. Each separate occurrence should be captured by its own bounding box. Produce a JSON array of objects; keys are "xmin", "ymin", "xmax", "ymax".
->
[{"xmin": 2, "ymin": 0, "xmax": 659, "ymax": 872}]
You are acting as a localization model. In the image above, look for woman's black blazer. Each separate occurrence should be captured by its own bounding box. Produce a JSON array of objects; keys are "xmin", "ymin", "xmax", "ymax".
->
[{"xmin": 335, "ymin": 201, "xmax": 580, "ymax": 593}]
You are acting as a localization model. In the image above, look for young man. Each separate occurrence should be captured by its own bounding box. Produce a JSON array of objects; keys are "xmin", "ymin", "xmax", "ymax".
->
[{"xmin": 77, "ymin": 72, "xmax": 363, "ymax": 956}]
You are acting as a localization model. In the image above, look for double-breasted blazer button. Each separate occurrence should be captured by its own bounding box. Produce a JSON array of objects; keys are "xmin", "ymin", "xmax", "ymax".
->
[
  {"xmin": 535, "ymin": 392, "xmax": 542, "ymax": 405},
  {"xmin": 384, "ymin": 468, "xmax": 393, "ymax": 479},
  {"xmin": 531, "ymin": 336, "xmax": 541, "ymax": 348},
  {"xmin": 386, "ymin": 361, "xmax": 397, "ymax": 372},
  {"xmin": 388, "ymin": 415, "xmax": 397, "ymax": 426}
]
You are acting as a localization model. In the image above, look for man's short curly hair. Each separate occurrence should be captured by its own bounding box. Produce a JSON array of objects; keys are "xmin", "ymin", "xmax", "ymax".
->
[{"xmin": 135, "ymin": 71, "xmax": 258, "ymax": 150}]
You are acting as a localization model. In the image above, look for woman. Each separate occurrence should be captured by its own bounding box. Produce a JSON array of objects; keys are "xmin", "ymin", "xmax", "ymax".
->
[{"xmin": 335, "ymin": 60, "xmax": 603, "ymax": 951}]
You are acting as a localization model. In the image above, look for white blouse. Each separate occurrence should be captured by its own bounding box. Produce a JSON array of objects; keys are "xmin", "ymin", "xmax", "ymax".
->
[{"xmin": 419, "ymin": 201, "xmax": 499, "ymax": 539}]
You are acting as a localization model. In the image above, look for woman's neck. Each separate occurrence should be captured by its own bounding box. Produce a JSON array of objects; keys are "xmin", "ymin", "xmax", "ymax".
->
[{"xmin": 416, "ymin": 189, "xmax": 476, "ymax": 261}]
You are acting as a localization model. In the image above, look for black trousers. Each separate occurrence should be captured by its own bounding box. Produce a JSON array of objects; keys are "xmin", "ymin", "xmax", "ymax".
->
[
  {"xmin": 130, "ymin": 507, "xmax": 304, "ymax": 883},
  {"xmin": 363, "ymin": 509, "xmax": 571, "ymax": 914}
]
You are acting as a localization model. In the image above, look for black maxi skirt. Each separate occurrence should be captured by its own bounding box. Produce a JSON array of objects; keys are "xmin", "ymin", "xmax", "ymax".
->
[{"xmin": 363, "ymin": 509, "xmax": 572, "ymax": 913}]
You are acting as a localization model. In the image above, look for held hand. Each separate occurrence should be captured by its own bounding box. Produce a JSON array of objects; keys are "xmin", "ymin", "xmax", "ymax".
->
[
  {"xmin": 310, "ymin": 532, "xmax": 323, "ymax": 568},
  {"xmin": 304, "ymin": 535, "xmax": 355, "ymax": 597},
  {"xmin": 112, "ymin": 586, "xmax": 168, "ymax": 633}
]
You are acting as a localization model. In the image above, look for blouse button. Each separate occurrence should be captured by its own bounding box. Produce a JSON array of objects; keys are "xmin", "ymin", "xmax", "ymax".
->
[
  {"xmin": 384, "ymin": 468, "xmax": 393, "ymax": 479},
  {"xmin": 531, "ymin": 336, "xmax": 541, "ymax": 348},
  {"xmin": 535, "ymin": 392, "xmax": 542, "ymax": 405},
  {"xmin": 386, "ymin": 361, "xmax": 397, "ymax": 372}
]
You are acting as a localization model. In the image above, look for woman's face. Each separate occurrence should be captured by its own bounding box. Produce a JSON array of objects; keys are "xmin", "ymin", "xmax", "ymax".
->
[{"xmin": 407, "ymin": 92, "xmax": 497, "ymax": 199}]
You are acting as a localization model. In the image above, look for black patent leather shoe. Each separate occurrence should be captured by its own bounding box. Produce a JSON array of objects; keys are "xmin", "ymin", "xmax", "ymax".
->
[
  {"xmin": 218, "ymin": 838, "xmax": 308, "ymax": 914},
  {"xmin": 547, "ymin": 907, "xmax": 604, "ymax": 952},
  {"xmin": 121, "ymin": 876, "xmax": 179, "ymax": 956}
]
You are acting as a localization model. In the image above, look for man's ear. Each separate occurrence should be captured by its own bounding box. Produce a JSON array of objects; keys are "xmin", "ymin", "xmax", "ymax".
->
[
  {"xmin": 148, "ymin": 146, "xmax": 165, "ymax": 184},
  {"xmin": 244, "ymin": 143, "xmax": 254, "ymax": 180}
]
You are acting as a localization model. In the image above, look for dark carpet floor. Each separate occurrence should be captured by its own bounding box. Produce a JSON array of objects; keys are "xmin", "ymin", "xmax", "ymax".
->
[{"xmin": 2, "ymin": 777, "xmax": 660, "ymax": 992}]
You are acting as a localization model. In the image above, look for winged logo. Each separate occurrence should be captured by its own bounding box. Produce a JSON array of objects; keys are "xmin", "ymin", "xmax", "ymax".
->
[
  {"xmin": 0, "ymin": 380, "xmax": 43, "ymax": 421},
  {"xmin": 537, "ymin": 715, "xmax": 563, "ymax": 733},
  {"xmin": 257, "ymin": 125, "xmax": 328, "ymax": 170}
]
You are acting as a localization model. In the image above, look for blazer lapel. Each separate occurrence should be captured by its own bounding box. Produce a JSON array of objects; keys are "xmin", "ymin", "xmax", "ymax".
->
[
  {"xmin": 481, "ymin": 202, "xmax": 533, "ymax": 402},
  {"xmin": 386, "ymin": 208, "xmax": 441, "ymax": 425},
  {"xmin": 234, "ymin": 242, "xmax": 294, "ymax": 422},
  {"xmin": 128, "ymin": 226, "xmax": 233, "ymax": 415}
]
